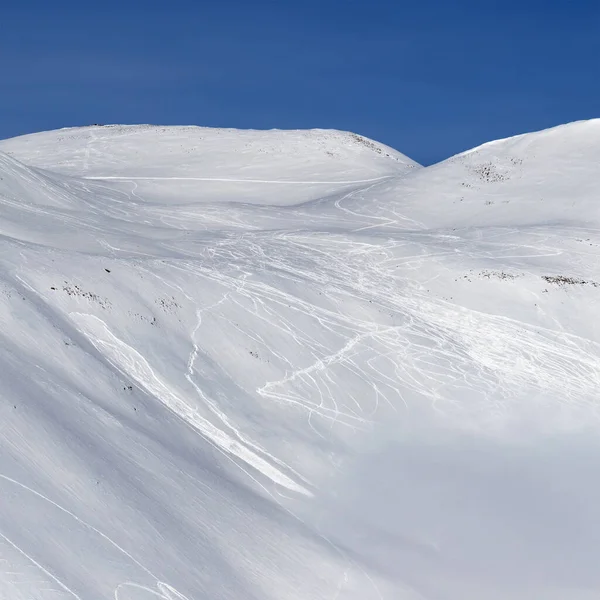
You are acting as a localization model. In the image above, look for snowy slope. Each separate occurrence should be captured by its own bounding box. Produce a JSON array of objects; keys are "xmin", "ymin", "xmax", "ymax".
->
[
  {"xmin": 335, "ymin": 118, "xmax": 600, "ymax": 228},
  {"xmin": 0, "ymin": 125, "xmax": 417, "ymax": 178},
  {"xmin": 0, "ymin": 122, "xmax": 599, "ymax": 600},
  {"xmin": 0, "ymin": 125, "xmax": 418, "ymax": 207}
]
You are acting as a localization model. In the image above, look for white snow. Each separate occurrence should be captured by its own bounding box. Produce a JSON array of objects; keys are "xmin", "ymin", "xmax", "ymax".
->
[{"xmin": 0, "ymin": 122, "xmax": 599, "ymax": 599}]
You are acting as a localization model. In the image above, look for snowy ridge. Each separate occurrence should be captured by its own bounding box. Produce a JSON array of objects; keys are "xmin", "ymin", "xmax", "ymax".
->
[
  {"xmin": 0, "ymin": 122, "xmax": 600, "ymax": 600},
  {"xmin": 336, "ymin": 118, "xmax": 600, "ymax": 229},
  {"xmin": 454, "ymin": 117, "xmax": 600, "ymax": 158},
  {"xmin": 0, "ymin": 124, "xmax": 418, "ymax": 178}
]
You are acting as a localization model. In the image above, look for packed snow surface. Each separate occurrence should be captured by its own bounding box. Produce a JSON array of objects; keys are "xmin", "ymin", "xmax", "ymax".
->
[{"xmin": 0, "ymin": 121, "xmax": 599, "ymax": 599}]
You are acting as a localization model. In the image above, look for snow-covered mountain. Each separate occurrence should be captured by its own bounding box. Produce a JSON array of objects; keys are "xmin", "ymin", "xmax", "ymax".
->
[{"xmin": 0, "ymin": 121, "xmax": 599, "ymax": 600}]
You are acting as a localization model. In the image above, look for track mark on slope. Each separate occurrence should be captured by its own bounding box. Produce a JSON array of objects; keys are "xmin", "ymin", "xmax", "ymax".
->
[
  {"xmin": 84, "ymin": 175, "xmax": 394, "ymax": 185},
  {"xmin": 185, "ymin": 303, "xmax": 313, "ymax": 490},
  {"xmin": 70, "ymin": 312, "xmax": 311, "ymax": 496},
  {"xmin": 115, "ymin": 581, "xmax": 191, "ymax": 600},
  {"xmin": 0, "ymin": 474, "xmax": 194, "ymax": 600},
  {"xmin": 82, "ymin": 127, "xmax": 97, "ymax": 172},
  {"xmin": 0, "ymin": 474, "xmax": 157, "ymax": 580},
  {"xmin": 0, "ymin": 530, "xmax": 82, "ymax": 600}
]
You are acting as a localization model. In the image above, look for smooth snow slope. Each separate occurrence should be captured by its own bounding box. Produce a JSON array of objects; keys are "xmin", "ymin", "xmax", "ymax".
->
[
  {"xmin": 0, "ymin": 122, "xmax": 599, "ymax": 600},
  {"xmin": 0, "ymin": 125, "xmax": 418, "ymax": 207}
]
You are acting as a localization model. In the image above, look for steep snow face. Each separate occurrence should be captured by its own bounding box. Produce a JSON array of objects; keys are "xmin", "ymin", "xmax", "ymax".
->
[
  {"xmin": 337, "ymin": 119, "xmax": 600, "ymax": 229},
  {"xmin": 1, "ymin": 122, "xmax": 600, "ymax": 600}
]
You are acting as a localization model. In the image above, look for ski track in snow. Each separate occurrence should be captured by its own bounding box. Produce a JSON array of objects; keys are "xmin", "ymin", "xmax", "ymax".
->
[
  {"xmin": 70, "ymin": 312, "xmax": 311, "ymax": 496},
  {"xmin": 83, "ymin": 175, "xmax": 394, "ymax": 185},
  {"xmin": 0, "ymin": 529, "xmax": 82, "ymax": 600},
  {"xmin": 0, "ymin": 474, "xmax": 192, "ymax": 600}
]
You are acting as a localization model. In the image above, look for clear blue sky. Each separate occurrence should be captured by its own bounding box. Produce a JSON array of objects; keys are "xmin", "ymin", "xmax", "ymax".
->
[{"xmin": 1, "ymin": 0, "xmax": 598, "ymax": 164}]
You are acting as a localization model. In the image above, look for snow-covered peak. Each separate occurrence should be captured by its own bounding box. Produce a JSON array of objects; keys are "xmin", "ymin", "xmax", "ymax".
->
[
  {"xmin": 0, "ymin": 124, "xmax": 419, "ymax": 180},
  {"xmin": 336, "ymin": 118, "xmax": 600, "ymax": 230},
  {"xmin": 454, "ymin": 118, "xmax": 600, "ymax": 161}
]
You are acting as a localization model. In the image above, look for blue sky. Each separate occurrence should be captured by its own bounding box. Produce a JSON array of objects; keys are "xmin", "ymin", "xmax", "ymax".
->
[{"xmin": 1, "ymin": 0, "xmax": 598, "ymax": 164}]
